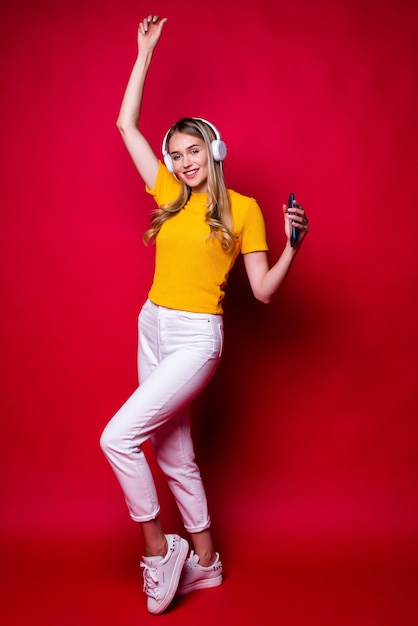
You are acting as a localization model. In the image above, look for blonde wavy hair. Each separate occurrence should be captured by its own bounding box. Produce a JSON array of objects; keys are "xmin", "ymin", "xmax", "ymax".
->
[{"xmin": 144, "ymin": 118, "xmax": 236, "ymax": 252}]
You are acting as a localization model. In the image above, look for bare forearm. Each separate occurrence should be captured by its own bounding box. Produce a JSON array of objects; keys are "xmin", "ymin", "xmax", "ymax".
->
[
  {"xmin": 244, "ymin": 244, "xmax": 298, "ymax": 304},
  {"xmin": 116, "ymin": 49, "xmax": 154, "ymax": 132},
  {"xmin": 245, "ymin": 200, "xmax": 309, "ymax": 303},
  {"xmin": 258, "ymin": 244, "xmax": 297, "ymax": 303}
]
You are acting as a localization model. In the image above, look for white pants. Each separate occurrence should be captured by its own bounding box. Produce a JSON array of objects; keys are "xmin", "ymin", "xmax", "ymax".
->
[{"xmin": 100, "ymin": 299, "xmax": 224, "ymax": 533}]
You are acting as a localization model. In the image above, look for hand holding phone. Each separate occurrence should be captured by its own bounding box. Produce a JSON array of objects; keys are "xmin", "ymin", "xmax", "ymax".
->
[{"xmin": 288, "ymin": 192, "xmax": 298, "ymax": 247}]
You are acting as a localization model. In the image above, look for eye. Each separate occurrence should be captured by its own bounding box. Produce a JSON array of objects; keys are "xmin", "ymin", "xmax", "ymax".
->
[
  {"xmin": 190, "ymin": 149, "xmax": 199, "ymax": 155},
  {"xmin": 172, "ymin": 154, "xmax": 181, "ymax": 161}
]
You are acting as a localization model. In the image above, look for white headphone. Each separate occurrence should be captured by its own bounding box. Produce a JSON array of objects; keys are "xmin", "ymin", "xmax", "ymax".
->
[{"xmin": 162, "ymin": 118, "xmax": 227, "ymax": 173}]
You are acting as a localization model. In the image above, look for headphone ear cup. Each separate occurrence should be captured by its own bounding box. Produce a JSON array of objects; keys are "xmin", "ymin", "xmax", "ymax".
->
[
  {"xmin": 164, "ymin": 152, "xmax": 174, "ymax": 173},
  {"xmin": 211, "ymin": 139, "xmax": 227, "ymax": 162}
]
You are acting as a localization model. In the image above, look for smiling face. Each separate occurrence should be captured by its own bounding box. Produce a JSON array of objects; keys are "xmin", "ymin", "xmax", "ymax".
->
[{"xmin": 168, "ymin": 132, "xmax": 209, "ymax": 193}]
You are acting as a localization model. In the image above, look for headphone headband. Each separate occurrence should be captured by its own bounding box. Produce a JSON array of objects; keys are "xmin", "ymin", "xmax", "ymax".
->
[{"xmin": 162, "ymin": 118, "xmax": 227, "ymax": 173}]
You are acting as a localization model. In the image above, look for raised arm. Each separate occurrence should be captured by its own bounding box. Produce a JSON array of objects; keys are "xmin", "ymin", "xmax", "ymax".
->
[
  {"xmin": 243, "ymin": 201, "xmax": 309, "ymax": 303},
  {"xmin": 116, "ymin": 15, "xmax": 167, "ymax": 189}
]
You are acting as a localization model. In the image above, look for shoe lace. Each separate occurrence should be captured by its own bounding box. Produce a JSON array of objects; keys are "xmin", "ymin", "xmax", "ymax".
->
[
  {"xmin": 186, "ymin": 551, "xmax": 200, "ymax": 569},
  {"xmin": 140, "ymin": 562, "xmax": 159, "ymax": 600}
]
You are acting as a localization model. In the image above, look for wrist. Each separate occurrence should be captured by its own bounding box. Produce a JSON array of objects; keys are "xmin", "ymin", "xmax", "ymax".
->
[
  {"xmin": 284, "ymin": 240, "xmax": 298, "ymax": 259},
  {"xmin": 136, "ymin": 47, "xmax": 154, "ymax": 63}
]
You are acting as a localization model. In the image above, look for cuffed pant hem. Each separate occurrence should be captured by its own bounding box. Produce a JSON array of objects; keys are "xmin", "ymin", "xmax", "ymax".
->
[
  {"xmin": 130, "ymin": 506, "xmax": 161, "ymax": 523},
  {"xmin": 184, "ymin": 517, "xmax": 212, "ymax": 534}
]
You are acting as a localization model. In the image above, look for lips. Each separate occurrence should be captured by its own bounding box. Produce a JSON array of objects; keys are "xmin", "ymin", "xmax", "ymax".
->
[{"xmin": 183, "ymin": 169, "xmax": 199, "ymax": 179}]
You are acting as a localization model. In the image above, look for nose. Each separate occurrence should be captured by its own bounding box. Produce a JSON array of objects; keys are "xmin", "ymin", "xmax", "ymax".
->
[{"xmin": 182, "ymin": 153, "xmax": 192, "ymax": 168}]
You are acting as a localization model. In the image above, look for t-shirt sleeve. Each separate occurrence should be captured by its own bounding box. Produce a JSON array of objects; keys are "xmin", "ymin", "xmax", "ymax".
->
[
  {"xmin": 239, "ymin": 197, "xmax": 269, "ymax": 254},
  {"xmin": 145, "ymin": 161, "xmax": 181, "ymax": 205}
]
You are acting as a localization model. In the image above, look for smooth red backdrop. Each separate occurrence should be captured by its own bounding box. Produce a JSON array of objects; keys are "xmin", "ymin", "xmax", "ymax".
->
[{"xmin": 1, "ymin": 0, "xmax": 417, "ymax": 623}]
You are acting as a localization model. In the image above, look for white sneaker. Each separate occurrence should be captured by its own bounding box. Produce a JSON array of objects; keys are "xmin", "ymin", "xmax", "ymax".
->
[
  {"xmin": 176, "ymin": 551, "xmax": 223, "ymax": 596},
  {"xmin": 140, "ymin": 534, "xmax": 188, "ymax": 614}
]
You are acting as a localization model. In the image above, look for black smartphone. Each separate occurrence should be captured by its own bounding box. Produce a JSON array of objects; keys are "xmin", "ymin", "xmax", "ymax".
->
[{"xmin": 288, "ymin": 192, "xmax": 298, "ymax": 247}]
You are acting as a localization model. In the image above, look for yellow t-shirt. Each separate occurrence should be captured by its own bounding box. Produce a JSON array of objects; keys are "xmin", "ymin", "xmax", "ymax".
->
[{"xmin": 146, "ymin": 162, "xmax": 268, "ymax": 314}]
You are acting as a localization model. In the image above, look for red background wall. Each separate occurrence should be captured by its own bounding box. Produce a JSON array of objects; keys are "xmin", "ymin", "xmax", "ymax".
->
[{"xmin": 1, "ymin": 0, "xmax": 417, "ymax": 572}]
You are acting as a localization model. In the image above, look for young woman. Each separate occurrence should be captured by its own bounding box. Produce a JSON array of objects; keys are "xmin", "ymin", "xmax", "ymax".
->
[{"xmin": 100, "ymin": 14, "xmax": 309, "ymax": 616}]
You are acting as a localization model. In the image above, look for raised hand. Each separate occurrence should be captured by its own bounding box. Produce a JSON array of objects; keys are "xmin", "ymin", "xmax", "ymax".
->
[{"xmin": 137, "ymin": 14, "xmax": 167, "ymax": 52}]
